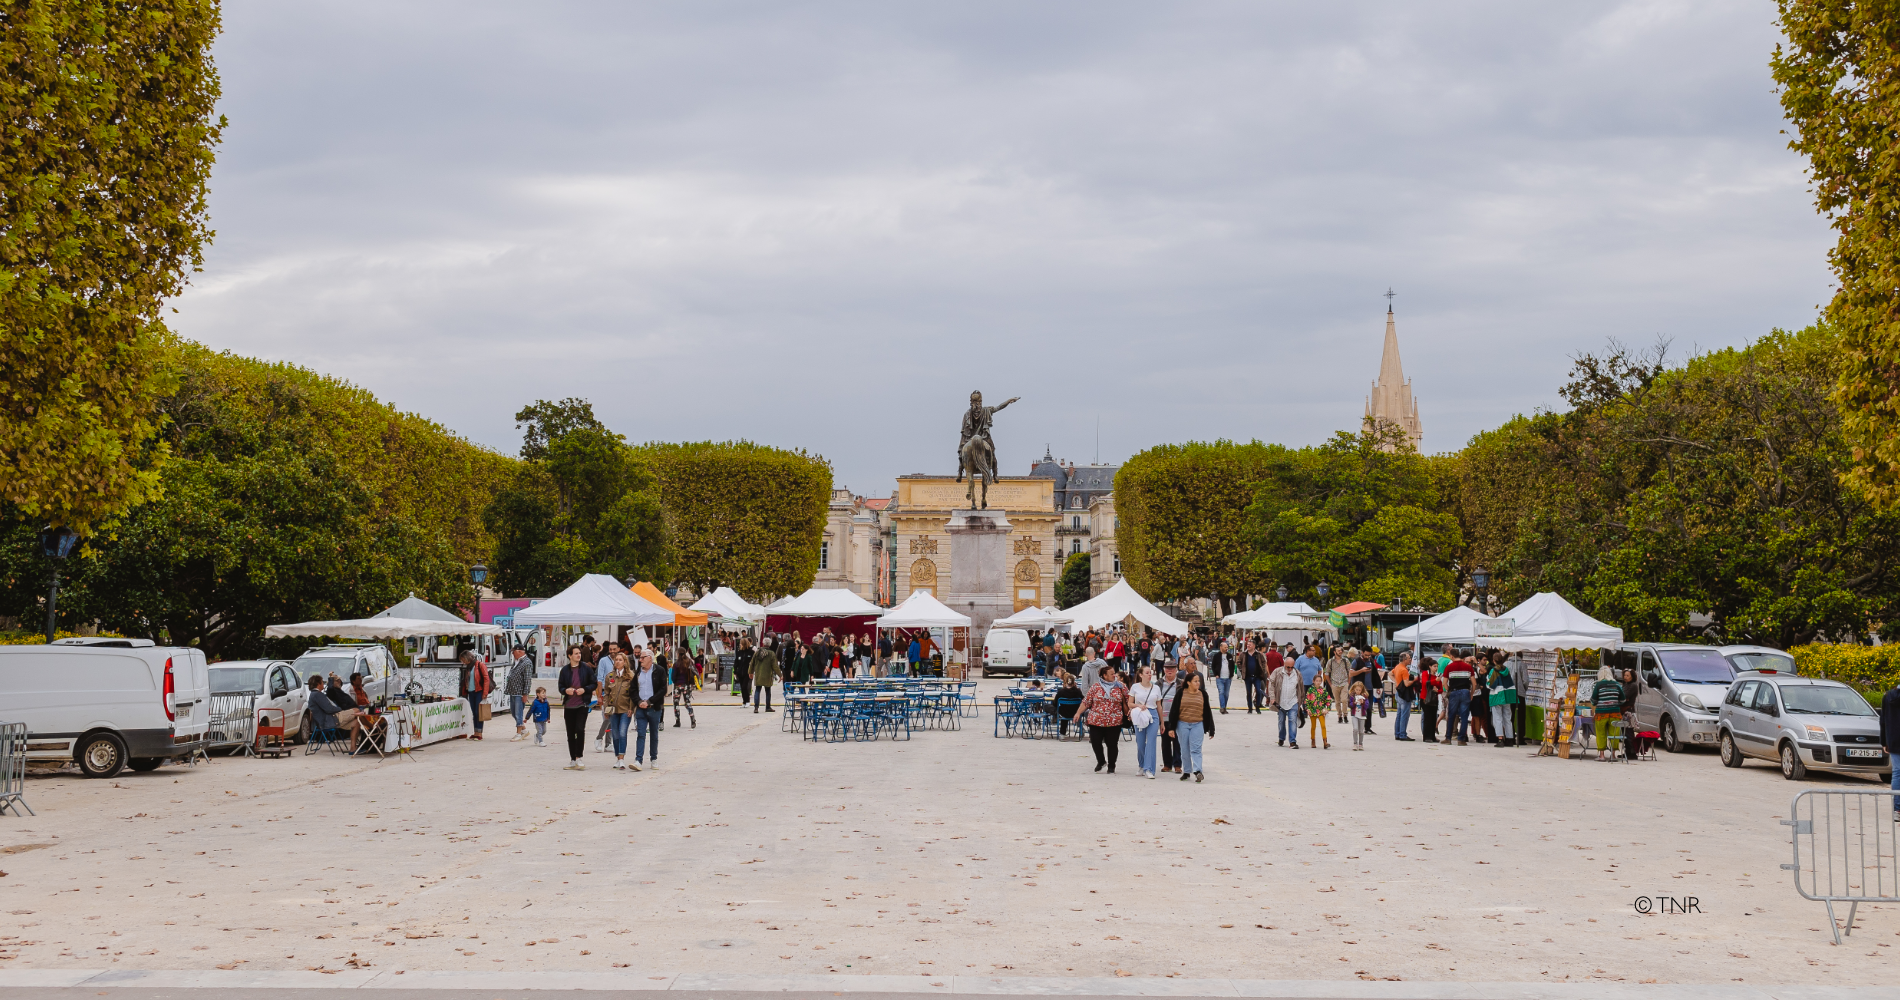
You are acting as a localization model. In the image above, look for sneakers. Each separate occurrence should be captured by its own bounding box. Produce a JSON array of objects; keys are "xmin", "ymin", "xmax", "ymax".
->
[
  {"xmin": 612, "ymin": 761, "xmax": 625, "ymax": 770},
  {"xmin": 1146, "ymin": 770, "xmax": 1156, "ymax": 780},
  {"xmin": 627, "ymin": 763, "xmax": 641, "ymax": 772},
  {"xmin": 511, "ymin": 732, "xmax": 525, "ymax": 742},
  {"xmin": 1095, "ymin": 762, "xmax": 1106, "ymax": 773},
  {"xmin": 690, "ymin": 717, "xmax": 696, "ymax": 729},
  {"xmin": 1179, "ymin": 771, "xmax": 1191, "ymax": 781},
  {"xmin": 564, "ymin": 762, "xmax": 584, "ymax": 771},
  {"xmin": 534, "ymin": 738, "xmax": 545, "ymax": 746}
]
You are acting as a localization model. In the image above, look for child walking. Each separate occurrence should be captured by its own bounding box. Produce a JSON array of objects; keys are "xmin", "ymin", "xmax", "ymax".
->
[
  {"xmin": 1348, "ymin": 681, "xmax": 1370, "ymax": 750},
  {"xmin": 530, "ymin": 687, "xmax": 551, "ymax": 747},
  {"xmin": 1304, "ymin": 675, "xmax": 1333, "ymax": 749}
]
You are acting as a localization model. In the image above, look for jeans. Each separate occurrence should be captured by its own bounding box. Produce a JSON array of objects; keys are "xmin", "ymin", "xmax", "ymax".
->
[
  {"xmin": 1891, "ymin": 753, "xmax": 1899, "ymax": 811},
  {"xmin": 608, "ymin": 711, "xmax": 630, "ymax": 755},
  {"xmin": 467, "ymin": 694, "xmax": 486, "ymax": 733},
  {"xmin": 1246, "ymin": 678, "xmax": 1265, "ymax": 712},
  {"xmin": 1178, "ymin": 721, "xmax": 1205, "ymax": 773},
  {"xmin": 1088, "ymin": 724, "xmax": 1121, "ymax": 770},
  {"xmin": 634, "ymin": 706, "xmax": 662, "ymax": 762},
  {"xmin": 1214, "ymin": 677, "xmax": 1232, "ymax": 710},
  {"xmin": 1448, "ymin": 688, "xmax": 1472, "ymax": 740},
  {"xmin": 510, "ymin": 694, "xmax": 527, "ymax": 727},
  {"xmin": 1395, "ymin": 698, "xmax": 1412, "ymax": 739},
  {"xmin": 1277, "ymin": 706, "xmax": 1300, "ymax": 744},
  {"xmin": 563, "ymin": 706, "xmax": 589, "ymax": 760},
  {"xmin": 1134, "ymin": 720, "xmax": 1158, "ymax": 774},
  {"xmin": 1491, "ymin": 703, "xmax": 1515, "ymax": 741}
]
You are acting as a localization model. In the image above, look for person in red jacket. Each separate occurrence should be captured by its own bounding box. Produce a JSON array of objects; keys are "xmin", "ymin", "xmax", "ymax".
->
[{"xmin": 1418, "ymin": 660, "xmax": 1445, "ymax": 744}]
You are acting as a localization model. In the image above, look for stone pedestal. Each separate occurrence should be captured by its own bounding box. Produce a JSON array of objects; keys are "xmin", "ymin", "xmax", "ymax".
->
[{"xmin": 945, "ymin": 508, "xmax": 1015, "ymax": 642}]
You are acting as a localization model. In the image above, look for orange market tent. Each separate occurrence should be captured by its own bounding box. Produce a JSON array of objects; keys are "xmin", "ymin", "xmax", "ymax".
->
[{"xmin": 629, "ymin": 581, "xmax": 708, "ymax": 627}]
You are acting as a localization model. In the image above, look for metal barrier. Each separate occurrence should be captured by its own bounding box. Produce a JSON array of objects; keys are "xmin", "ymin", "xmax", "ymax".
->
[
  {"xmin": 1781, "ymin": 787, "xmax": 1900, "ymax": 944},
  {"xmin": 0, "ymin": 723, "xmax": 31, "ymax": 816},
  {"xmin": 205, "ymin": 694, "xmax": 258, "ymax": 755}
]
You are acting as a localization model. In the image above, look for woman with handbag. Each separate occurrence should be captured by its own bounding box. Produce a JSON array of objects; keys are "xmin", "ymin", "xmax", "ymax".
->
[
  {"xmin": 1079, "ymin": 663, "xmax": 1129, "ymax": 774},
  {"xmin": 1167, "ymin": 671, "xmax": 1215, "ymax": 781},
  {"xmin": 601, "ymin": 652, "xmax": 636, "ymax": 768},
  {"xmin": 1128, "ymin": 665, "xmax": 1162, "ymax": 780},
  {"xmin": 460, "ymin": 651, "xmax": 493, "ymax": 740}
]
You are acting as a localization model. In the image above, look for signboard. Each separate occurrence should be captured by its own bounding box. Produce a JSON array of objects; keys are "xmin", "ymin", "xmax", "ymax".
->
[
  {"xmin": 1328, "ymin": 611, "xmax": 1347, "ymax": 631},
  {"xmin": 1473, "ymin": 618, "xmax": 1516, "ymax": 638},
  {"xmin": 491, "ymin": 615, "xmax": 513, "ymax": 629}
]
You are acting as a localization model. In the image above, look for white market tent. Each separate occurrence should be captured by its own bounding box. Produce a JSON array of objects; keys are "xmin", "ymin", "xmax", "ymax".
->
[
  {"xmin": 1392, "ymin": 605, "xmax": 1498, "ymax": 645},
  {"xmin": 765, "ymin": 596, "xmax": 794, "ymax": 610},
  {"xmin": 994, "ymin": 606, "xmax": 1073, "ymax": 629},
  {"xmin": 1223, "ymin": 601, "xmax": 1323, "ymax": 630},
  {"xmin": 264, "ymin": 616, "xmax": 504, "ymax": 640},
  {"xmin": 687, "ymin": 586, "xmax": 766, "ymax": 623},
  {"xmin": 512, "ymin": 573, "xmax": 675, "ymax": 627},
  {"xmin": 1486, "ymin": 592, "xmax": 1623, "ymax": 652},
  {"xmin": 768, "ymin": 587, "xmax": 886, "ymax": 617},
  {"xmin": 1060, "ymin": 579, "xmax": 1196, "ymax": 635},
  {"xmin": 876, "ymin": 591, "xmax": 972, "ymax": 629}
]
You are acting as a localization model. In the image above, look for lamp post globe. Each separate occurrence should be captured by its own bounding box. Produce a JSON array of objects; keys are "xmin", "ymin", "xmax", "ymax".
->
[
  {"xmin": 1316, "ymin": 581, "xmax": 1331, "ymax": 602},
  {"xmin": 470, "ymin": 563, "xmax": 489, "ymax": 586},
  {"xmin": 37, "ymin": 526, "xmax": 78, "ymax": 643},
  {"xmin": 1275, "ymin": 585, "xmax": 1288, "ymax": 603}
]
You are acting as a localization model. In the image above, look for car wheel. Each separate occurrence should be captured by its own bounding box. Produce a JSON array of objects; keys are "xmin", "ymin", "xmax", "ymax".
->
[
  {"xmin": 77, "ymin": 732, "xmax": 127, "ymax": 779},
  {"xmin": 1780, "ymin": 741, "xmax": 1808, "ymax": 780},
  {"xmin": 1719, "ymin": 731, "xmax": 1744, "ymax": 768},
  {"xmin": 297, "ymin": 712, "xmax": 311, "ymax": 745},
  {"xmin": 128, "ymin": 758, "xmax": 163, "ymax": 772},
  {"xmin": 1660, "ymin": 716, "xmax": 1682, "ymax": 754}
]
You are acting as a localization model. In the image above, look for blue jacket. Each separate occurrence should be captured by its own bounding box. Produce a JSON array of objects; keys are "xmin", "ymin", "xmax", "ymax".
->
[{"xmin": 530, "ymin": 698, "xmax": 552, "ymax": 723}]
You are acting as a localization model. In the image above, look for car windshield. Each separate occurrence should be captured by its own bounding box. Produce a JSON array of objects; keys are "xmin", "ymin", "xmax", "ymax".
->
[
  {"xmin": 1657, "ymin": 649, "xmax": 1733, "ymax": 683},
  {"xmin": 1780, "ymin": 684, "xmax": 1875, "ymax": 717},
  {"xmin": 208, "ymin": 667, "xmax": 264, "ymax": 693},
  {"xmin": 1729, "ymin": 651, "xmax": 1795, "ymax": 674},
  {"xmin": 292, "ymin": 655, "xmax": 358, "ymax": 677}
]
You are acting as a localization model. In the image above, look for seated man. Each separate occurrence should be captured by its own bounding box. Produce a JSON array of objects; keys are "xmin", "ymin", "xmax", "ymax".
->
[
  {"xmin": 1052, "ymin": 677, "xmax": 1084, "ymax": 737},
  {"xmin": 306, "ymin": 675, "xmax": 364, "ymax": 749}
]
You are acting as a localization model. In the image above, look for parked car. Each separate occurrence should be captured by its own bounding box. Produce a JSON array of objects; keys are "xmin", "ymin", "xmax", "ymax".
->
[
  {"xmin": 1717, "ymin": 669, "xmax": 1890, "ymax": 781},
  {"xmin": 0, "ymin": 638, "xmax": 211, "ymax": 778},
  {"xmin": 982, "ymin": 628, "xmax": 1031, "ymax": 677},
  {"xmin": 1620, "ymin": 643, "xmax": 1737, "ymax": 753},
  {"xmin": 1721, "ymin": 644, "xmax": 1796, "ymax": 675},
  {"xmin": 290, "ymin": 644, "xmax": 400, "ymax": 723},
  {"xmin": 208, "ymin": 660, "xmax": 303, "ymax": 747}
]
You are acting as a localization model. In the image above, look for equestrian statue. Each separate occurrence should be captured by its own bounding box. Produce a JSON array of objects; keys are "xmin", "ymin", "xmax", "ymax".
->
[{"xmin": 956, "ymin": 390, "xmax": 1019, "ymax": 509}]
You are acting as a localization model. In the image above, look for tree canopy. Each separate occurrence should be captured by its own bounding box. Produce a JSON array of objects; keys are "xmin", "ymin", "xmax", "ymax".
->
[
  {"xmin": 638, "ymin": 440, "xmax": 831, "ymax": 603},
  {"xmin": 0, "ymin": 0, "xmax": 224, "ymax": 532}
]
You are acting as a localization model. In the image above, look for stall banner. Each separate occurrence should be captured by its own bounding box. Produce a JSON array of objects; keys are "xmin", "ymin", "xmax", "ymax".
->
[{"xmin": 383, "ymin": 700, "xmax": 472, "ymax": 751}]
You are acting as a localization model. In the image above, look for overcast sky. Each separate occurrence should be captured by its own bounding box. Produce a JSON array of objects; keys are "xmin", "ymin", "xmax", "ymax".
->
[{"xmin": 174, "ymin": 1, "xmax": 1832, "ymax": 496}]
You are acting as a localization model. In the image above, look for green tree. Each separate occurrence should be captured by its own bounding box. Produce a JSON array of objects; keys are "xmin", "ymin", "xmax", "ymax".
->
[
  {"xmin": 1114, "ymin": 440, "xmax": 1280, "ymax": 613},
  {"xmin": 1055, "ymin": 552, "xmax": 1091, "ymax": 609},
  {"xmin": 0, "ymin": 0, "xmax": 224, "ymax": 532},
  {"xmin": 1245, "ymin": 424, "xmax": 1461, "ymax": 611},
  {"xmin": 638, "ymin": 441, "xmax": 832, "ymax": 602},
  {"xmin": 1774, "ymin": 4, "xmax": 1900, "ymax": 508}
]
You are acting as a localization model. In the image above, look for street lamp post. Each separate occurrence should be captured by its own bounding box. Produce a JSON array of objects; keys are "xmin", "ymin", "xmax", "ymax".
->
[
  {"xmin": 39, "ymin": 527, "xmax": 78, "ymax": 643},
  {"xmin": 1275, "ymin": 585, "xmax": 1288, "ymax": 603},
  {"xmin": 1316, "ymin": 581, "xmax": 1331, "ymax": 604}
]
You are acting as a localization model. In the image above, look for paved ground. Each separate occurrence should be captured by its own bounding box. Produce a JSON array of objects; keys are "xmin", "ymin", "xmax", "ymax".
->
[{"xmin": 0, "ymin": 680, "xmax": 1892, "ymax": 990}]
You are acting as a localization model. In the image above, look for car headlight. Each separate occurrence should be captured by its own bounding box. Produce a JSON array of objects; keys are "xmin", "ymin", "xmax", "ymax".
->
[
  {"xmin": 1805, "ymin": 724, "xmax": 1829, "ymax": 739},
  {"xmin": 1681, "ymin": 693, "xmax": 1706, "ymax": 711}
]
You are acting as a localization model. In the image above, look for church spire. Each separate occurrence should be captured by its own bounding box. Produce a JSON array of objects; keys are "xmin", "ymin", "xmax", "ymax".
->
[{"xmin": 1363, "ymin": 299, "xmax": 1424, "ymax": 452}]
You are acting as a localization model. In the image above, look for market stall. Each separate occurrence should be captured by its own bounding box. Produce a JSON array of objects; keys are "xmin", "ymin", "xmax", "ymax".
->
[
  {"xmin": 1485, "ymin": 592, "xmax": 1624, "ymax": 754},
  {"xmin": 1061, "ymin": 579, "xmax": 1196, "ymax": 635},
  {"xmin": 876, "ymin": 591, "xmax": 973, "ymax": 678},
  {"xmin": 1221, "ymin": 601, "xmax": 1333, "ymax": 646},
  {"xmin": 763, "ymin": 587, "xmax": 885, "ymax": 644}
]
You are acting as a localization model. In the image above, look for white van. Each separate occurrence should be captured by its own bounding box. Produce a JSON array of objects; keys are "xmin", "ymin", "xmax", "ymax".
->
[
  {"xmin": 982, "ymin": 627, "xmax": 1031, "ymax": 677},
  {"xmin": 0, "ymin": 639, "xmax": 211, "ymax": 777}
]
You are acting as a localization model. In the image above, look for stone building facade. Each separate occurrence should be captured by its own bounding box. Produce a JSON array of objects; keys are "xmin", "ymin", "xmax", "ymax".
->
[
  {"xmin": 886, "ymin": 475, "xmax": 1058, "ymax": 613},
  {"xmin": 813, "ymin": 489, "xmax": 889, "ymax": 603},
  {"xmin": 1087, "ymin": 493, "xmax": 1120, "ymax": 597}
]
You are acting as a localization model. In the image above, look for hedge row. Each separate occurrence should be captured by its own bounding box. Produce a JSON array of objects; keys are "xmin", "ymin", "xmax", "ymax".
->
[{"xmin": 1791, "ymin": 643, "xmax": 1900, "ymax": 693}]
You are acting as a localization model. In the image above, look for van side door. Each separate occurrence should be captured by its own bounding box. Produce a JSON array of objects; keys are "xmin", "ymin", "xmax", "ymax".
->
[{"xmin": 1631, "ymin": 649, "xmax": 1663, "ymax": 729}]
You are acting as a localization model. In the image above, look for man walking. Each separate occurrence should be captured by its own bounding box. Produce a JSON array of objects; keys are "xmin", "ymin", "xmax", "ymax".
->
[
  {"xmin": 633, "ymin": 647, "xmax": 667, "ymax": 769},
  {"xmin": 1272, "ymin": 654, "xmax": 1303, "ymax": 749},
  {"xmin": 734, "ymin": 637, "xmax": 755, "ymax": 707},
  {"xmin": 751, "ymin": 638, "xmax": 779, "ymax": 712},
  {"xmin": 1443, "ymin": 648, "xmax": 1476, "ymax": 746},
  {"xmin": 505, "ymin": 644, "xmax": 534, "ymax": 741}
]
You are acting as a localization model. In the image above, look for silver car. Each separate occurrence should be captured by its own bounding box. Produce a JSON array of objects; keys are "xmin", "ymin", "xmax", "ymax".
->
[
  {"xmin": 1717, "ymin": 670, "xmax": 1890, "ymax": 781},
  {"xmin": 1623, "ymin": 644, "xmax": 1737, "ymax": 753}
]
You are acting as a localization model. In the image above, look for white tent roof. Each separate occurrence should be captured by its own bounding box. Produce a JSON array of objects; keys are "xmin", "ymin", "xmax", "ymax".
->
[
  {"xmin": 769, "ymin": 587, "xmax": 885, "ymax": 617},
  {"xmin": 687, "ymin": 586, "xmax": 765, "ymax": 622},
  {"xmin": 265, "ymin": 616, "xmax": 504, "ymax": 640},
  {"xmin": 375, "ymin": 593, "xmax": 468, "ymax": 623},
  {"xmin": 876, "ymin": 591, "xmax": 972, "ymax": 629},
  {"xmin": 1485, "ymin": 592, "xmax": 1623, "ymax": 651},
  {"xmin": 1392, "ymin": 605, "xmax": 1498, "ymax": 644},
  {"xmin": 1223, "ymin": 601, "xmax": 1325, "ymax": 631},
  {"xmin": 1059, "ymin": 579, "xmax": 1195, "ymax": 635},
  {"xmin": 993, "ymin": 606, "xmax": 1073, "ymax": 629},
  {"xmin": 765, "ymin": 596, "xmax": 794, "ymax": 610},
  {"xmin": 511, "ymin": 574, "xmax": 675, "ymax": 627}
]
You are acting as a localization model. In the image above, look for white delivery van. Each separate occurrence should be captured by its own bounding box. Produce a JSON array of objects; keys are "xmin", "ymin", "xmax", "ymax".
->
[
  {"xmin": 982, "ymin": 627, "xmax": 1031, "ymax": 677},
  {"xmin": 0, "ymin": 638, "xmax": 210, "ymax": 777}
]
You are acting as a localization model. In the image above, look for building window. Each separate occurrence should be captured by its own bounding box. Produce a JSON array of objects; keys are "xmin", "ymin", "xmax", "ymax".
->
[
  {"xmin": 1071, "ymin": 515, "xmax": 1083, "ymax": 530},
  {"xmin": 1113, "ymin": 554, "xmax": 1121, "ymax": 575},
  {"xmin": 1071, "ymin": 538, "xmax": 1081, "ymax": 555},
  {"xmin": 1071, "ymin": 495, "xmax": 1083, "ymax": 508},
  {"xmin": 819, "ymin": 541, "xmax": 829, "ymax": 571}
]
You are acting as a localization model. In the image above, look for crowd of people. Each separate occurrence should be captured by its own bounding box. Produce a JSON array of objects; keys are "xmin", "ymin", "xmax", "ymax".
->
[
  {"xmin": 1014, "ymin": 626, "xmax": 1573, "ymax": 779},
  {"xmin": 480, "ymin": 634, "xmax": 711, "ymax": 772}
]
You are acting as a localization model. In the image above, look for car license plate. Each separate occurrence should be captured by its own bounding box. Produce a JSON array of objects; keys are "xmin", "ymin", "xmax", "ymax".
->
[{"xmin": 1847, "ymin": 748, "xmax": 1885, "ymax": 759}]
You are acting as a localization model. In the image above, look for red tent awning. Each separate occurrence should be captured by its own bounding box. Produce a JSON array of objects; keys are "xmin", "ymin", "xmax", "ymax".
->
[{"xmin": 1331, "ymin": 601, "xmax": 1388, "ymax": 616}]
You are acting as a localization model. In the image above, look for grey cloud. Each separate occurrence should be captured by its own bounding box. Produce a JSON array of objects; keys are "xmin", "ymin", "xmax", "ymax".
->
[{"xmin": 176, "ymin": 0, "xmax": 1830, "ymax": 494}]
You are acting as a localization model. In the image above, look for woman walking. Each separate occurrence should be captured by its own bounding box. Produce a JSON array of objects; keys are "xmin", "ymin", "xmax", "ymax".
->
[
  {"xmin": 1129, "ymin": 666, "xmax": 1162, "ymax": 779},
  {"xmin": 460, "ymin": 651, "xmax": 493, "ymax": 740},
  {"xmin": 1305, "ymin": 671, "xmax": 1333, "ymax": 749},
  {"xmin": 558, "ymin": 645, "xmax": 597, "ymax": 770},
  {"xmin": 1079, "ymin": 664, "xmax": 1129, "ymax": 774},
  {"xmin": 601, "ymin": 651, "xmax": 635, "ymax": 768},
  {"xmin": 1167, "ymin": 671, "xmax": 1215, "ymax": 781},
  {"xmin": 1327, "ymin": 647, "xmax": 1352, "ymax": 724}
]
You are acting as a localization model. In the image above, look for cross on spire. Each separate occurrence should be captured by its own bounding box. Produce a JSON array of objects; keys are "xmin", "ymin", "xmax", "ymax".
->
[{"xmin": 1383, "ymin": 287, "xmax": 1396, "ymax": 313}]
